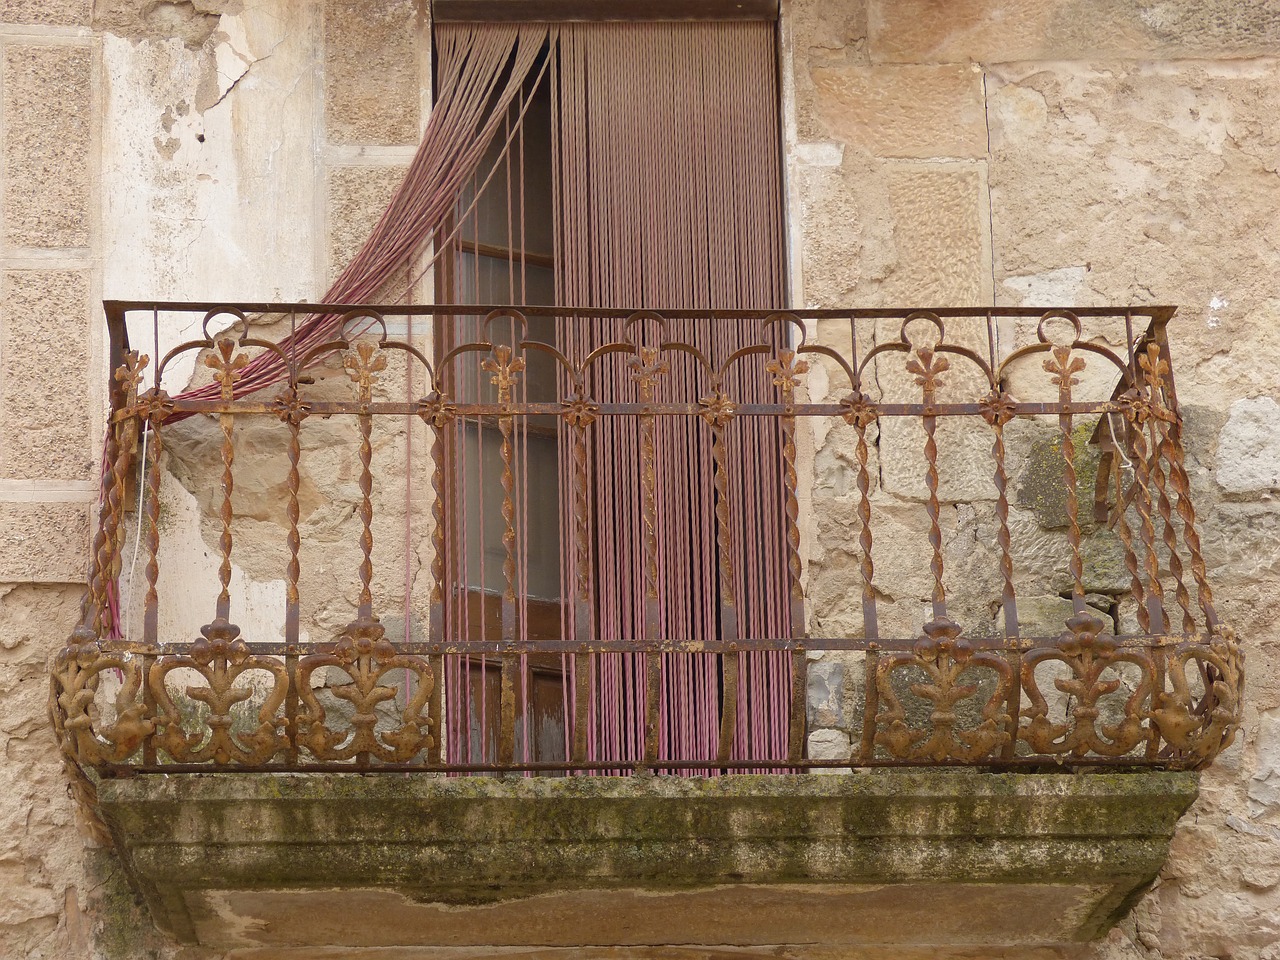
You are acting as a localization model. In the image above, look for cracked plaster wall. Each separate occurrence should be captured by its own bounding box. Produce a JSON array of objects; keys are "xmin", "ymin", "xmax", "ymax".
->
[{"xmin": 2, "ymin": 0, "xmax": 1280, "ymax": 957}]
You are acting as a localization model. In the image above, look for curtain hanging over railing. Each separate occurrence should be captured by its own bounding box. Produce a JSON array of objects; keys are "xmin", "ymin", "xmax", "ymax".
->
[
  {"xmin": 168, "ymin": 22, "xmax": 551, "ymax": 410},
  {"xmin": 122, "ymin": 15, "xmax": 799, "ymax": 770},
  {"xmin": 96, "ymin": 24, "xmax": 552, "ymax": 635}
]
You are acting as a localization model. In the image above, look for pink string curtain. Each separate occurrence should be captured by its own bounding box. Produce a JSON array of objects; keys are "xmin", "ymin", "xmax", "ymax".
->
[
  {"xmin": 551, "ymin": 21, "xmax": 795, "ymax": 770},
  {"xmin": 146, "ymin": 16, "xmax": 796, "ymax": 769}
]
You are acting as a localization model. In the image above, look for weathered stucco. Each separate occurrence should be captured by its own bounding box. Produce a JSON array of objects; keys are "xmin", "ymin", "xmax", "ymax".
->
[{"xmin": 3, "ymin": 0, "xmax": 1280, "ymax": 957}]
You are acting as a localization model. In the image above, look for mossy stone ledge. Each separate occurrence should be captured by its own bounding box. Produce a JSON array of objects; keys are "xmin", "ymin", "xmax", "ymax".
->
[{"xmin": 96, "ymin": 769, "xmax": 1198, "ymax": 952}]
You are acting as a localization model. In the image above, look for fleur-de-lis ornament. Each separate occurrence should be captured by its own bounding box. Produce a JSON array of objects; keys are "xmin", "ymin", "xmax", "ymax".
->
[
  {"xmin": 344, "ymin": 340, "xmax": 388, "ymax": 404},
  {"xmin": 116, "ymin": 351, "xmax": 148, "ymax": 409},
  {"xmin": 765, "ymin": 349, "xmax": 810, "ymax": 401},
  {"xmin": 205, "ymin": 339, "xmax": 250, "ymax": 401},
  {"xmin": 1136, "ymin": 342, "xmax": 1175, "ymax": 422},
  {"xmin": 190, "ymin": 621, "xmax": 250, "ymax": 666},
  {"xmin": 480, "ymin": 344, "xmax": 525, "ymax": 406},
  {"xmin": 1138, "ymin": 341, "xmax": 1169, "ymax": 392},
  {"xmin": 905, "ymin": 346, "xmax": 950, "ymax": 402},
  {"xmin": 629, "ymin": 346, "xmax": 668, "ymax": 403},
  {"xmin": 1044, "ymin": 345, "xmax": 1087, "ymax": 403}
]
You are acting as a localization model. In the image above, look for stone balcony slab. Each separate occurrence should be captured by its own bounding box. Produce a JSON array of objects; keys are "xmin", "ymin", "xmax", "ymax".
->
[{"xmin": 95, "ymin": 770, "xmax": 1198, "ymax": 953}]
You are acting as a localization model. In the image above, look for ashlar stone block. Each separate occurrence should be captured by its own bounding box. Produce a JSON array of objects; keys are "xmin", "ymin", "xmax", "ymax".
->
[
  {"xmin": 1216, "ymin": 396, "xmax": 1280, "ymax": 495},
  {"xmin": 796, "ymin": 161, "xmax": 988, "ymax": 308},
  {"xmin": 327, "ymin": 165, "xmax": 409, "ymax": 284},
  {"xmin": 2, "ymin": 44, "xmax": 91, "ymax": 248},
  {"xmin": 0, "ymin": 502, "xmax": 90, "ymax": 583},
  {"xmin": 0, "ymin": 270, "xmax": 94, "ymax": 481},
  {"xmin": 324, "ymin": 0, "xmax": 421, "ymax": 146},
  {"xmin": 869, "ymin": 0, "xmax": 1280, "ymax": 64},
  {"xmin": 790, "ymin": 0, "xmax": 868, "ymax": 62},
  {"xmin": 809, "ymin": 63, "xmax": 986, "ymax": 159},
  {"xmin": 878, "ymin": 416, "xmax": 1000, "ymax": 504},
  {"xmin": 883, "ymin": 165, "xmax": 987, "ymax": 304},
  {"xmin": 0, "ymin": 0, "xmax": 91, "ymax": 25}
]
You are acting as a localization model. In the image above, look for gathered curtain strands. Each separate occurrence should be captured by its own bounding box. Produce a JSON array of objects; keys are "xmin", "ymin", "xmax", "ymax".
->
[{"xmin": 165, "ymin": 23, "xmax": 551, "ymax": 413}]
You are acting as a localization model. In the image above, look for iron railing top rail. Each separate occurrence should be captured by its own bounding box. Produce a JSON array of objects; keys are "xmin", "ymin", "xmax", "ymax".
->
[
  {"xmin": 103, "ymin": 300, "xmax": 1180, "ymax": 319},
  {"xmin": 103, "ymin": 301, "xmax": 1178, "ymax": 362}
]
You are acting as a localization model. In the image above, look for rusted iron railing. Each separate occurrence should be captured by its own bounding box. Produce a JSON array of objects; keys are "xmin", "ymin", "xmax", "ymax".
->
[{"xmin": 50, "ymin": 302, "xmax": 1242, "ymax": 776}]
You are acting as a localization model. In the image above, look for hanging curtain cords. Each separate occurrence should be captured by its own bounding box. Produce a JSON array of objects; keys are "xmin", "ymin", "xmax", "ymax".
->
[{"xmin": 550, "ymin": 20, "xmax": 793, "ymax": 772}]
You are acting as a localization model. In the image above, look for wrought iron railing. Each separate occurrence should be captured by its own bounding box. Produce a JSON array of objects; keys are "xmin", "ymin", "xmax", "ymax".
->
[{"xmin": 50, "ymin": 302, "xmax": 1242, "ymax": 776}]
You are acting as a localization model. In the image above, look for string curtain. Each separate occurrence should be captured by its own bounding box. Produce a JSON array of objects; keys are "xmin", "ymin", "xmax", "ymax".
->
[
  {"xmin": 435, "ymin": 20, "xmax": 795, "ymax": 770},
  {"xmin": 552, "ymin": 20, "xmax": 794, "ymax": 769}
]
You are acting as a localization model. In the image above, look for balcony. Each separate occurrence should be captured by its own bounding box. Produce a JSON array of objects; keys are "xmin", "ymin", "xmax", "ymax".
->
[{"xmin": 49, "ymin": 302, "xmax": 1242, "ymax": 951}]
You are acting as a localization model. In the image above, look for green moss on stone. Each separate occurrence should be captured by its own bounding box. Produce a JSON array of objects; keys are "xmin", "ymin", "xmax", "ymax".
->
[
  {"xmin": 85, "ymin": 848, "xmax": 172, "ymax": 960},
  {"xmin": 1017, "ymin": 421, "xmax": 1103, "ymax": 531}
]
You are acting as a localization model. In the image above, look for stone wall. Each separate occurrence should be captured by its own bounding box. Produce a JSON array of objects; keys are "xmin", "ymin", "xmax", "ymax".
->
[
  {"xmin": 786, "ymin": 2, "xmax": 1280, "ymax": 958},
  {"xmin": 0, "ymin": 4, "xmax": 102, "ymax": 957},
  {"xmin": 1, "ymin": 0, "xmax": 1278, "ymax": 957}
]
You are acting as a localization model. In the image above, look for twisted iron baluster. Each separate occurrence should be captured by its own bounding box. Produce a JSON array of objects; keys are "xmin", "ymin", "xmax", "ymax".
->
[
  {"xmin": 766, "ymin": 349, "xmax": 810, "ymax": 764},
  {"xmin": 905, "ymin": 345, "xmax": 951, "ymax": 621},
  {"xmin": 418, "ymin": 390, "xmax": 454, "ymax": 767},
  {"xmin": 1162, "ymin": 418, "xmax": 1217, "ymax": 629},
  {"xmin": 1123, "ymin": 354, "xmax": 1169, "ymax": 634},
  {"xmin": 480, "ymin": 344, "xmax": 524, "ymax": 765},
  {"xmin": 205, "ymin": 340, "xmax": 248, "ymax": 623},
  {"xmin": 137, "ymin": 386, "xmax": 173, "ymax": 646},
  {"xmin": 1139, "ymin": 345, "xmax": 1195, "ymax": 635},
  {"xmin": 1044, "ymin": 345, "xmax": 1088, "ymax": 609},
  {"xmin": 1109, "ymin": 438, "xmax": 1149, "ymax": 633},
  {"xmin": 562, "ymin": 389, "xmax": 597, "ymax": 765},
  {"xmin": 343, "ymin": 341, "xmax": 386, "ymax": 618},
  {"xmin": 700, "ymin": 380, "xmax": 739, "ymax": 764}
]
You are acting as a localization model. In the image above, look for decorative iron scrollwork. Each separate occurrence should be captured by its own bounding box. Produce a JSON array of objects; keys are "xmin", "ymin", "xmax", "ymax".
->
[
  {"xmin": 296, "ymin": 619, "xmax": 435, "ymax": 763},
  {"xmin": 51, "ymin": 635, "xmax": 153, "ymax": 766},
  {"xmin": 1019, "ymin": 613, "xmax": 1155, "ymax": 759},
  {"xmin": 149, "ymin": 621, "xmax": 289, "ymax": 765},
  {"xmin": 875, "ymin": 618, "xmax": 1014, "ymax": 763},
  {"xmin": 1152, "ymin": 627, "xmax": 1244, "ymax": 764}
]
